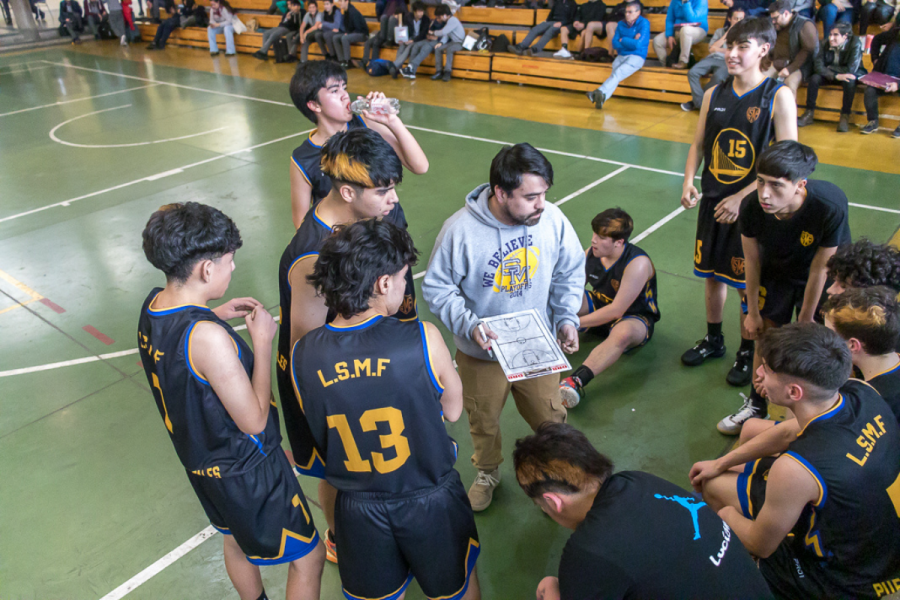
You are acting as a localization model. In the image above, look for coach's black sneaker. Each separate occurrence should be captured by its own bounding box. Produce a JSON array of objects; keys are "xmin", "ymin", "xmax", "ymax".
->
[
  {"xmin": 681, "ymin": 334, "xmax": 726, "ymax": 366},
  {"xmin": 717, "ymin": 393, "xmax": 767, "ymax": 435},
  {"xmin": 726, "ymin": 348, "xmax": 753, "ymax": 387}
]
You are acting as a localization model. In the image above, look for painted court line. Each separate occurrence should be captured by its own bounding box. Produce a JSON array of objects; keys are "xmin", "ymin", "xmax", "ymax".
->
[
  {"xmin": 849, "ymin": 202, "xmax": 900, "ymax": 215},
  {"xmin": 98, "ymin": 526, "xmax": 218, "ymax": 600},
  {"xmin": 0, "ymin": 84, "xmax": 160, "ymax": 118},
  {"xmin": 0, "ymin": 65, "xmax": 54, "ymax": 76},
  {"xmin": 554, "ymin": 165, "xmax": 630, "ymax": 207}
]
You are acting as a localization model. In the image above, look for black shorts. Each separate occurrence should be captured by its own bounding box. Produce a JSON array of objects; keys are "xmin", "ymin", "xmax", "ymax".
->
[
  {"xmin": 693, "ymin": 196, "xmax": 746, "ymax": 289},
  {"xmin": 759, "ymin": 539, "xmax": 871, "ymax": 600},
  {"xmin": 334, "ymin": 469, "xmax": 480, "ymax": 600},
  {"xmin": 583, "ymin": 295, "xmax": 655, "ymax": 350},
  {"xmin": 747, "ymin": 278, "xmax": 828, "ymax": 328},
  {"xmin": 189, "ymin": 449, "xmax": 319, "ymax": 565}
]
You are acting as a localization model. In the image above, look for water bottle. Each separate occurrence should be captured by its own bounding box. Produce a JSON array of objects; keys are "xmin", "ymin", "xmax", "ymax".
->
[{"xmin": 350, "ymin": 97, "xmax": 401, "ymax": 116}]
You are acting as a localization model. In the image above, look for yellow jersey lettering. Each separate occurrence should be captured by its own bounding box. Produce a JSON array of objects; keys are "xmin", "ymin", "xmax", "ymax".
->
[
  {"xmin": 317, "ymin": 370, "xmax": 335, "ymax": 388},
  {"xmin": 153, "ymin": 348, "xmax": 165, "ymax": 364},
  {"xmin": 360, "ymin": 407, "xmax": 410, "ymax": 474},
  {"xmin": 354, "ymin": 358, "xmax": 372, "ymax": 377},
  {"xmin": 846, "ymin": 450, "xmax": 869, "ymax": 466},
  {"xmin": 191, "ymin": 466, "xmax": 221, "ymax": 478},
  {"xmin": 873, "ymin": 578, "xmax": 900, "ymax": 597},
  {"xmin": 377, "ymin": 358, "xmax": 390, "ymax": 377},
  {"xmin": 277, "ymin": 353, "xmax": 288, "ymax": 371},
  {"xmin": 335, "ymin": 361, "xmax": 350, "ymax": 381},
  {"xmin": 850, "ymin": 416, "xmax": 888, "ymax": 465},
  {"xmin": 327, "ymin": 414, "xmax": 372, "ymax": 472}
]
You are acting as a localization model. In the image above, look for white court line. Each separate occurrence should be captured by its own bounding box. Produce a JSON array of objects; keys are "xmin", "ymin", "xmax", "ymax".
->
[
  {"xmin": 554, "ymin": 165, "xmax": 630, "ymax": 207},
  {"xmin": 98, "ymin": 526, "xmax": 218, "ymax": 600},
  {"xmin": 0, "ymin": 84, "xmax": 161, "ymax": 118},
  {"xmin": 849, "ymin": 202, "xmax": 900, "ymax": 215},
  {"xmin": 632, "ymin": 207, "xmax": 686, "ymax": 244},
  {"xmin": 0, "ymin": 65, "xmax": 54, "ymax": 76},
  {"xmin": 48, "ymin": 104, "xmax": 228, "ymax": 149}
]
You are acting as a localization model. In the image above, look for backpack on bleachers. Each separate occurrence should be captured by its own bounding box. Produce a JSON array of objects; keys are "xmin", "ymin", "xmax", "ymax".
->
[
  {"xmin": 582, "ymin": 47, "xmax": 612, "ymax": 63},
  {"xmin": 274, "ymin": 37, "xmax": 291, "ymax": 62},
  {"xmin": 491, "ymin": 33, "xmax": 510, "ymax": 53},
  {"xmin": 366, "ymin": 59, "xmax": 393, "ymax": 76}
]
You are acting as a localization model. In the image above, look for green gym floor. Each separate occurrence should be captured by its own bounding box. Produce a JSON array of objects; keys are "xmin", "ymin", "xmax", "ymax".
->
[{"xmin": 2, "ymin": 49, "xmax": 899, "ymax": 600}]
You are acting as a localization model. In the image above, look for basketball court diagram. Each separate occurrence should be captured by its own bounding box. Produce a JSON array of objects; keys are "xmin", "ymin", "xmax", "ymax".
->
[{"xmin": 482, "ymin": 309, "xmax": 571, "ymax": 380}]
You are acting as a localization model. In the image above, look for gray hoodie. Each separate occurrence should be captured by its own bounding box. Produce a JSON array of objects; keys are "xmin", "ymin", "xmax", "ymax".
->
[
  {"xmin": 434, "ymin": 15, "xmax": 465, "ymax": 44},
  {"xmin": 423, "ymin": 183, "xmax": 585, "ymax": 361}
]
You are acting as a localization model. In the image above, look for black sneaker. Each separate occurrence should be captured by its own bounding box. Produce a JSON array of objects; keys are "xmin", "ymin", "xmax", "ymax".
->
[
  {"xmin": 893, "ymin": 125, "xmax": 900, "ymax": 139},
  {"xmin": 717, "ymin": 393, "xmax": 767, "ymax": 435},
  {"xmin": 681, "ymin": 335, "xmax": 726, "ymax": 366},
  {"xmin": 680, "ymin": 101, "xmax": 695, "ymax": 111},
  {"xmin": 431, "ymin": 70, "xmax": 443, "ymax": 80},
  {"xmin": 726, "ymin": 348, "xmax": 753, "ymax": 387},
  {"xmin": 861, "ymin": 120, "xmax": 879, "ymax": 134}
]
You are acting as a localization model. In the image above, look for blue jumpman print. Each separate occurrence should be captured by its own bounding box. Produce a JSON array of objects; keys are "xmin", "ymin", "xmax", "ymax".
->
[{"xmin": 654, "ymin": 494, "xmax": 707, "ymax": 540}]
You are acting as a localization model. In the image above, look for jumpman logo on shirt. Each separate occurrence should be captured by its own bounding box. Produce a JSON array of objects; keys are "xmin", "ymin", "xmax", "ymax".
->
[{"xmin": 654, "ymin": 494, "xmax": 707, "ymax": 540}]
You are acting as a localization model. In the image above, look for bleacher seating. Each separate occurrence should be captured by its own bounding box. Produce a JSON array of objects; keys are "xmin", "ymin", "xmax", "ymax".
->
[{"xmin": 138, "ymin": 0, "xmax": 900, "ymax": 126}]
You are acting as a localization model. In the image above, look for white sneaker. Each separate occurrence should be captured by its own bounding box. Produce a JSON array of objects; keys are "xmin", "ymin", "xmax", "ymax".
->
[
  {"xmin": 716, "ymin": 393, "xmax": 767, "ymax": 435},
  {"xmin": 553, "ymin": 48, "xmax": 572, "ymax": 59},
  {"xmin": 120, "ymin": 34, "xmax": 128, "ymax": 46}
]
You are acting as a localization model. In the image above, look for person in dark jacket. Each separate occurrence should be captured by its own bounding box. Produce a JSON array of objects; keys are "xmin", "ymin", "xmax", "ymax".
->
[
  {"xmin": 861, "ymin": 27, "xmax": 900, "ymax": 137},
  {"xmin": 767, "ymin": 0, "xmax": 819, "ymax": 98},
  {"xmin": 254, "ymin": 0, "xmax": 303, "ymax": 58},
  {"xmin": 558, "ymin": 0, "xmax": 607, "ymax": 58},
  {"xmin": 332, "ymin": 0, "xmax": 368, "ymax": 66},
  {"xmin": 59, "ymin": 0, "xmax": 84, "ymax": 42},
  {"xmin": 82, "ymin": 0, "xmax": 106, "ymax": 39},
  {"xmin": 798, "ymin": 22, "xmax": 866, "ymax": 132},
  {"xmin": 511, "ymin": 0, "xmax": 579, "ymax": 56}
]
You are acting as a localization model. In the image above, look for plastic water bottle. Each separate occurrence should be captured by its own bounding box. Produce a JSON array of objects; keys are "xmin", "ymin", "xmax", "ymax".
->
[{"xmin": 350, "ymin": 97, "xmax": 401, "ymax": 116}]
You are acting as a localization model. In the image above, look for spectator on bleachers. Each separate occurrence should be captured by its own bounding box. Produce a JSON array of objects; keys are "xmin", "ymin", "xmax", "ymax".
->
[
  {"xmin": 147, "ymin": 0, "xmax": 179, "ymax": 48},
  {"xmin": 265, "ymin": 0, "xmax": 287, "ymax": 15},
  {"xmin": 511, "ymin": 0, "xmax": 578, "ymax": 56},
  {"xmin": 401, "ymin": 4, "xmax": 460, "ymax": 78},
  {"xmin": 31, "ymin": 0, "xmax": 46, "ymax": 20},
  {"xmin": 790, "ymin": 0, "xmax": 814, "ymax": 18},
  {"xmin": 557, "ymin": 0, "xmax": 607, "ymax": 59},
  {"xmin": 817, "ymin": 0, "xmax": 856, "ymax": 39},
  {"xmin": 861, "ymin": 27, "xmax": 900, "ymax": 136},
  {"xmin": 681, "ymin": 7, "xmax": 745, "ymax": 111},
  {"xmin": 798, "ymin": 22, "xmax": 865, "ymax": 131},
  {"xmin": 148, "ymin": 0, "xmax": 174, "ymax": 22},
  {"xmin": 59, "ymin": 0, "xmax": 84, "ymax": 43},
  {"xmin": 333, "ymin": 0, "xmax": 370, "ymax": 67},
  {"xmin": 254, "ymin": 0, "xmax": 303, "ymax": 59},
  {"xmin": 652, "ymin": 0, "xmax": 708, "ymax": 68},
  {"xmin": 207, "ymin": 0, "xmax": 237, "ymax": 56},
  {"xmin": 122, "ymin": 0, "xmax": 139, "ymax": 39},
  {"xmin": 83, "ymin": 0, "xmax": 106, "ymax": 38},
  {"xmin": 860, "ymin": 0, "xmax": 899, "ymax": 36},
  {"xmin": 299, "ymin": 0, "xmax": 323, "ymax": 53},
  {"xmin": 390, "ymin": 4, "xmax": 441, "ymax": 77},
  {"xmin": 587, "ymin": 0, "xmax": 649, "ymax": 108},
  {"xmin": 368, "ymin": 1, "xmax": 427, "ymax": 67},
  {"xmin": 768, "ymin": 0, "xmax": 818, "ymax": 98},
  {"xmin": 107, "ymin": 0, "xmax": 128, "ymax": 44},
  {"xmin": 313, "ymin": 0, "xmax": 343, "ymax": 58},
  {"xmin": 721, "ymin": 0, "xmax": 766, "ymax": 16},
  {"xmin": 363, "ymin": 0, "xmax": 410, "ymax": 66},
  {"xmin": 181, "ymin": 0, "xmax": 208, "ymax": 26}
]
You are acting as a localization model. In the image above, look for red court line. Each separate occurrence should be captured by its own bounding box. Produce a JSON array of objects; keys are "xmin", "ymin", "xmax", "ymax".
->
[
  {"xmin": 83, "ymin": 325, "xmax": 115, "ymax": 345},
  {"xmin": 39, "ymin": 298, "xmax": 66, "ymax": 313}
]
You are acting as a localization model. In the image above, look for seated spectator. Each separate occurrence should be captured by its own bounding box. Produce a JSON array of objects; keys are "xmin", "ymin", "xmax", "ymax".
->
[
  {"xmin": 401, "ymin": 4, "xmax": 462, "ymax": 80},
  {"xmin": 254, "ymin": 0, "xmax": 303, "ymax": 59},
  {"xmin": 333, "ymin": 0, "xmax": 369, "ymax": 67},
  {"xmin": 299, "ymin": 0, "xmax": 323, "ymax": 60},
  {"xmin": 266, "ymin": 0, "xmax": 287, "ymax": 14},
  {"xmin": 790, "ymin": 0, "xmax": 814, "ymax": 18},
  {"xmin": 860, "ymin": 0, "xmax": 898, "ymax": 36},
  {"xmin": 557, "ymin": 0, "xmax": 607, "ymax": 59},
  {"xmin": 31, "ymin": 0, "xmax": 46, "ymax": 21},
  {"xmin": 390, "ymin": 4, "xmax": 440, "ymax": 78},
  {"xmin": 681, "ymin": 6, "xmax": 745, "ymax": 111},
  {"xmin": 817, "ymin": 0, "xmax": 856, "ymax": 40},
  {"xmin": 371, "ymin": 2, "xmax": 427, "ymax": 69},
  {"xmin": 513, "ymin": 422, "xmax": 774, "ymax": 600},
  {"xmin": 206, "ymin": 0, "xmax": 236, "ymax": 56},
  {"xmin": 798, "ymin": 22, "xmax": 865, "ymax": 132},
  {"xmin": 586, "ymin": 0, "xmax": 649, "ymax": 108},
  {"xmin": 83, "ymin": 0, "xmax": 106, "ymax": 39},
  {"xmin": 511, "ymin": 0, "xmax": 578, "ymax": 56},
  {"xmin": 362, "ymin": 0, "xmax": 407, "ymax": 66},
  {"xmin": 767, "ymin": 0, "xmax": 818, "ymax": 99},
  {"xmin": 148, "ymin": 0, "xmax": 174, "ymax": 23},
  {"xmin": 59, "ymin": 0, "xmax": 84, "ymax": 43},
  {"xmin": 652, "ymin": 0, "xmax": 708, "ymax": 69},
  {"xmin": 721, "ymin": 0, "xmax": 767, "ymax": 16},
  {"xmin": 180, "ymin": 0, "xmax": 208, "ymax": 27},
  {"xmin": 305, "ymin": 0, "xmax": 342, "ymax": 60},
  {"xmin": 147, "ymin": 0, "xmax": 179, "ymax": 48},
  {"xmin": 861, "ymin": 26, "xmax": 900, "ymax": 136},
  {"xmin": 827, "ymin": 239, "xmax": 900, "ymax": 296},
  {"xmin": 122, "ymin": 0, "xmax": 140, "ymax": 41}
]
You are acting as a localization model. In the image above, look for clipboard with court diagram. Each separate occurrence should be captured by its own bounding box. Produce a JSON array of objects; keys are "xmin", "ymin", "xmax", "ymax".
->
[{"xmin": 481, "ymin": 309, "xmax": 572, "ymax": 382}]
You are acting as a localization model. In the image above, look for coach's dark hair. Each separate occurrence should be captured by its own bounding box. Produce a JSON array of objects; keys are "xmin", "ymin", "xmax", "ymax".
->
[
  {"xmin": 490, "ymin": 143, "xmax": 554, "ymax": 197},
  {"xmin": 289, "ymin": 60, "xmax": 348, "ymax": 123},
  {"xmin": 591, "ymin": 208, "xmax": 634, "ymax": 242},
  {"xmin": 827, "ymin": 239, "xmax": 900, "ymax": 292},
  {"xmin": 308, "ymin": 220, "xmax": 419, "ymax": 318},
  {"xmin": 768, "ymin": 0, "xmax": 792, "ymax": 14},
  {"xmin": 514, "ymin": 422, "xmax": 614, "ymax": 498},
  {"xmin": 321, "ymin": 128, "xmax": 403, "ymax": 190},
  {"xmin": 823, "ymin": 287, "xmax": 900, "ymax": 356},
  {"xmin": 830, "ymin": 21, "xmax": 852, "ymax": 37},
  {"xmin": 434, "ymin": 3, "xmax": 451, "ymax": 16},
  {"xmin": 757, "ymin": 323, "xmax": 851, "ymax": 398},
  {"xmin": 142, "ymin": 202, "xmax": 242, "ymax": 284},
  {"xmin": 757, "ymin": 140, "xmax": 818, "ymax": 182},
  {"xmin": 624, "ymin": 0, "xmax": 642, "ymax": 12},
  {"xmin": 726, "ymin": 16, "xmax": 776, "ymax": 51}
]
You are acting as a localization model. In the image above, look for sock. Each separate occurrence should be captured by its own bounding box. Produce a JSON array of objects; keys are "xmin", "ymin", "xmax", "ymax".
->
[
  {"xmin": 748, "ymin": 388, "xmax": 767, "ymax": 411},
  {"xmin": 707, "ymin": 322, "xmax": 723, "ymax": 339},
  {"xmin": 562, "ymin": 42, "xmax": 568, "ymax": 49},
  {"xmin": 739, "ymin": 337, "xmax": 755, "ymax": 354},
  {"xmin": 256, "ymin": 592, "xmax": 269, "ymax": 600},
  {"xmin": 572, "ymin": 365, "xmax": 595, "ymax": 388}
]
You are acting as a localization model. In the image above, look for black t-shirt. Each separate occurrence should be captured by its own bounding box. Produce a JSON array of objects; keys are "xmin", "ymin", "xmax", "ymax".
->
[
  {"xmin": 869, "ymin": 358, "xmax": 900, "ymax": 427},
  {"xmin": 559, "ymin": 471, "xmax": 773, "ymax": 600},
  {"xmin": 739, "ymin": 179, "xmax": 851, "ymax": 285},
  {"xmin": 291, "ymin": 115, "xmax": 368, "ymax": 208}
]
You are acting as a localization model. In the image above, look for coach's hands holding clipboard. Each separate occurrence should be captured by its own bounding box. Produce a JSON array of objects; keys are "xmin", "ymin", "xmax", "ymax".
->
[{"xmin": 557, "ymin": 324, "xmax": 579, "ymax": 354}]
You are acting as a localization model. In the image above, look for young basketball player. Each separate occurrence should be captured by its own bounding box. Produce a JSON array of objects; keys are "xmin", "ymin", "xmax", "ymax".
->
[
  {"xmin": 826, "ymin": 239, "xmax": 900, "ymax": 296},
  {"xmin": 691, "ymin": 323, "xmax": 900, "ymax": 600},
  {"xmin": 291, "ymin": 219, "xmax": 481, "ymax": 600},
  {"xmin": 680, "ymin": 17, "xmax": 796, "ymax": 388},
  {"xmin": 288, "ymin": 60, "xmax": 428, "ymax": 227},
  {"xmin": 276, "ymin": 128, "xmax": 412, "ymax": 563},
  {"xmin": 559, "ymin": 208, "xmax": 660, "ymax": 407},
  {"xmin": 139, "ymin": 202, "xmax": 324, "ymax": 600}
]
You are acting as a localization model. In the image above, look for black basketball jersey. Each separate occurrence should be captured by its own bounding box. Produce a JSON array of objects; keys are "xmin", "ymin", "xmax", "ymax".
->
[
  {"xmin": 290, "ymin": 316, "xmax": 457, "ymax": 494},
  {"xmin": 584, "ymin": 243, "xmax": 660, "ymax": 323},
  {"xmin": 869, "ymin": 357, "xmax": 900, "ymax": 426},
  {"xmin": 291, "ymin": 115, "xmax": 368, "ymax": 207},
  {"xmin": 138, "ymin": 288, "xmax": 282, "ymax": 477},
  {"xmin": 276, "ymin": 205, "xmax": 417, "ymax": 476},
  {"xmin": 701, "ymin": 77, "xmax": 784, "ymax": 200},
  {"xmin": 774, "ymin": 380, "xmax": 900, "ymax": 595}
]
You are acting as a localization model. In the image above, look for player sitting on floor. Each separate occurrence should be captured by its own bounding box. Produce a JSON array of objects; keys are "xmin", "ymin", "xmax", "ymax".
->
[
  {"xmin": 139, "ymin": 203, "xmax": 325, "ymax": 600},
  {"xmin": 514, "ymin": 422, "xmax": 773, "ymax": 600},
  {"xmin": 716, "ymin": 140, "xmax": 851, "ymax": 435},
  {"xmin": 291, "ymin": 219, "xmax": 481, "ymax": 600},
  {"xmin": 559, "ymin": 208, "xmax": 660, "ymax": 408}
]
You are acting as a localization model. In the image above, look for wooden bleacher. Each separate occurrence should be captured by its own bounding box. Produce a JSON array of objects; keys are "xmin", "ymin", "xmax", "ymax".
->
[{"xmin": 139, "ymin": 0, "xmax": 900, "ymax": 125}]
